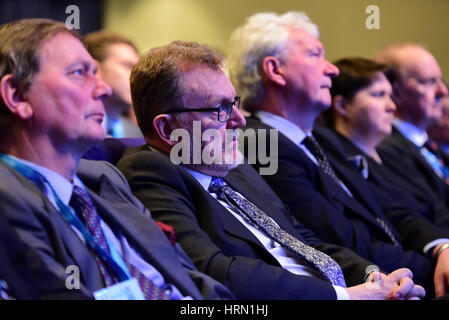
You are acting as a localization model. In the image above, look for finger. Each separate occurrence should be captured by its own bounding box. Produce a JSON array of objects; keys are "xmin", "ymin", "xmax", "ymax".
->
[
  {"xmin": 388, "ymin": 268, "xmax": 413, "ymax": 282},
  {"xmin": 391, "ymin": 277, "xmax": 414, "ymax": 299},
  {"xmin": 435, "ymin": 275, "xmax": 449, "ymax": 298},
  {"xmin": 406, "ymin": 285, "xmax": 426, "ymax": 299},
  {"xmin": 407, "ymin": 297, "xmax": 421, "ymax": 301}
]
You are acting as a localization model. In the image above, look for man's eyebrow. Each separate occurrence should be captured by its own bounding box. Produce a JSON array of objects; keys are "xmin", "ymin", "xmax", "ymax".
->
[{"xmin": 66, "ymin": 59, "xmax": 95, "ymax": 70}]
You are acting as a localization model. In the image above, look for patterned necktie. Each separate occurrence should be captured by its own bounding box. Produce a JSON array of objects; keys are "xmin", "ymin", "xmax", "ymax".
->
[
  {"xmin": 208, "ymin": 177, "xmax": 346, "ymax": 287},
  {"xmin": 423, "ymin": 139, "xmax": 449, "ymax": 185},
  {"xmin": 302, "ymin": 136, "xmax": 341, "ymax": 186},
  {"xmin": 70, "ymin": 186, "xmax": 170, "ymax": 300}
]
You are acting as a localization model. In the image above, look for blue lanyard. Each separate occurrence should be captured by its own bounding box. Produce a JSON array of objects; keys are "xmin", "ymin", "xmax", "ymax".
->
[{"xmin": 0, "ymin": 153, "xmax": 131, "ymax": 282}]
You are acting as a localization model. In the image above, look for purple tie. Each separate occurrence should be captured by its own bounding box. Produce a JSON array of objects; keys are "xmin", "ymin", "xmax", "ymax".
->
[{"xmin": 70, "ymin": 186, "xmax": 170, "ymax": 300}]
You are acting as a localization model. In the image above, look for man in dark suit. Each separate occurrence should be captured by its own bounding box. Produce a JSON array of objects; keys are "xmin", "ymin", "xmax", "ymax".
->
[
  {"xmin": 375, "ymin": 44, "xmax": 449, "ymax": 215},
  {"xmin": 0, "ymin": 18, "xmax": 232, "ymax": 300},
  {"xmin": 227, "ymin": 12, "xmax": 449, "ymax": 297},
  {"xmin": 117, "ymin": 38, "xmax": 425, "ymax": 299}
]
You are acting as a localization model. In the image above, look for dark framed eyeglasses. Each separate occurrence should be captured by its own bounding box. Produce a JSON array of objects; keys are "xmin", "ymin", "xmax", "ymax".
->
[{"xmin": 165, "ymin": 96, "xmax": 240, "ymax": 122}]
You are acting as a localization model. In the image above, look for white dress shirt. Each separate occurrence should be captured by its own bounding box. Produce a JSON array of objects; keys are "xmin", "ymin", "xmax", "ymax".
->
[
  {"xmin": 185, "ymin": 168, "xmax": 350, "ymax": 300},
  {"xmin": 11, "ymin": 155, "xmax": 188, "ymax": 300}
]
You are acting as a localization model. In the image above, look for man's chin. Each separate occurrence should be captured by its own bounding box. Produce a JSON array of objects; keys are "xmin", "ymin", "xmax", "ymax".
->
[
  {"xmin": 185, "ymin": 161, "xmax": 241, "ymax": 178},
  {"xmin": 77, "ymin": 131, "xmax": 105, "ymax": 150}
]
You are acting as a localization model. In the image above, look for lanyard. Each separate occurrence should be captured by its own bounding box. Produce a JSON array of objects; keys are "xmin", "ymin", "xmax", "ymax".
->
[{"xmin": 0, "ymin": 153, "xmax": 131, "ymax": 282}]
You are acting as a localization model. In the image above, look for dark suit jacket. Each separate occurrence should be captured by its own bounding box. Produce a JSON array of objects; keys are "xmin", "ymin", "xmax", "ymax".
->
[
  {"xmin": 117, "ymin": 145, "xmax": 379, "ymax": 300},
  {"xmin": 0, "ymin": 159, "xmax": 231, "ymax": 300},
  {"xmin": 378, "ymin": 127, "xmax": 449, "ymax": 228},
  {"xmin": 0, "ymin": 211, "xmax": 90, "ymax": 299},
  {"xmin": 243, "ymin": 116, "xmax": 444, "ymax": 291},
  {"xmin": 318, "ymin": 129, "xmax": 448, "ymax": 229}
]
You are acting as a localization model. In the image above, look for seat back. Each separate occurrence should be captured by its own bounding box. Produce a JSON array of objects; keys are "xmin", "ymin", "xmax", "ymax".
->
[{"xmin": 82, "ymin": 137, "xmax": 146, "ymax": 165}]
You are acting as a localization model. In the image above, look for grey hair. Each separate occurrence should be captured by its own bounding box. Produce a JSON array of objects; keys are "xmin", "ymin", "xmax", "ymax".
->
[{"xmin": 227, "ymin": 11, "xmax": 319, "ymax": 110}]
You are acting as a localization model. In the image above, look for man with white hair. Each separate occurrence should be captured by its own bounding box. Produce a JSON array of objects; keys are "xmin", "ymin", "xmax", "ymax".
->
[{"xmin": 229, "ymin": 11, "xmax": 449, "ymax": 297}]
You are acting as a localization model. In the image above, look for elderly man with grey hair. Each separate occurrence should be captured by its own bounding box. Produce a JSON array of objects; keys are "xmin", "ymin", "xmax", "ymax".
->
[{"xmin": 229, "ymin": 11, "xmax": 449, "ymax": 298}]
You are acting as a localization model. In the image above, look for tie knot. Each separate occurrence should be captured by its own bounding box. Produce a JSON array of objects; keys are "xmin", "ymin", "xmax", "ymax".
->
[
  {"xmin": 70, "ymin": 185, "xmax": 93, "ymax": 208},
  {"xmin": 208, "ymin": 177, "xmax": 226, "ymax": 193},
  {"xmin": 302, "ymin": 135, "xmax": 323, "ymax": 156}
]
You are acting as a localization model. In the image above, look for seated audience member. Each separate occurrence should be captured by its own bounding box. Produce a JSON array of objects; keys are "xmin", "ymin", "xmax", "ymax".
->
[
  {"xmin": 375, "ymin": 44, "xmax": 449, "ymax": 211},
  {"xmin": 428, "ymin": 89, "xmax": 449, "ymax": 154},
  {"xmin": 227, "ymin": 12, "xmax": 449, "ymax": 297},
  {"xmin": 321, "ymin": 57, "xmax": 449, "ymax": 230},
  {"xmin": 0, "ymin": 18, "xmax": 233, "ymax": 300},
  {"xmin": 84, "ymin": 31, "xmax": 143, "ymax": 138},
  {"xmin": 117, "ymin": 39, "xmax": 425, "ymax": 300}
]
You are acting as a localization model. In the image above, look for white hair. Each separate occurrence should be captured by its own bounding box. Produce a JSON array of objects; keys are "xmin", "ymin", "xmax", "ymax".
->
[{"xmin": 227, "ymin": 11, "xmax": 319, "ymax": 110}]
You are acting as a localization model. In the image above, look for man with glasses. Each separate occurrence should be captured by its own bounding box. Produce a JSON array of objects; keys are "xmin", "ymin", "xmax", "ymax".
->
[
  {"xmin": 117, "ymin": 40, "xmax": 425, "ymax": 299},
  {"xmin": 375, "ymin": 44, "xmax": 449, "ymax": 211}
]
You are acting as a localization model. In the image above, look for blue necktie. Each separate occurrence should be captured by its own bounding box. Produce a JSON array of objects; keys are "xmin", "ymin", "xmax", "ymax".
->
[{"xmin": 208, "ymin": 177, "xmax": 347, "ymax": 287}]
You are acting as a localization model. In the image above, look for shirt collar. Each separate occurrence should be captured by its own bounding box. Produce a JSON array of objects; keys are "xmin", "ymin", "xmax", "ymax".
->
[
  {"xmin": 254, "ymin": 110, "xmax": 308, "ymax": 145},
  {"xmin": 393, "ymin": 117, "xmax": 428, "ymax": 148},
  {"xmin": 9, "ymin": 155, "xmax": 84, "ymax": 206},
  {"xmin": 185, "ymin": 168, "xmax": 212, "ymax": 192}
]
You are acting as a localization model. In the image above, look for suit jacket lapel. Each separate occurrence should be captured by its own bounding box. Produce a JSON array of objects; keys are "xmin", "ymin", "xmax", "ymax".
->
[
  {"xmin": 279, "ymin": 130, "xmax": 382, "ymax": 227},
  {"xmin": 392, "ymin": 129, "xmax": 441, "ymax": 179},
  {"xmin": 320, "ymin": 132, "xmax": 402, "ymax": 239},
  {"xmin": 223, "ymin": 164, "xmax": 308, "ymax": 243},
  {"xmin": 41, "ymin": 197, "xmax": 105, "ymax": 291},
  {"xmin": 1, "ymin": 163, "xmax": 105, "ymax": 292},
  {"xmin": 86, "ymin": 174, "xmax": 203, "ymax": 299}
]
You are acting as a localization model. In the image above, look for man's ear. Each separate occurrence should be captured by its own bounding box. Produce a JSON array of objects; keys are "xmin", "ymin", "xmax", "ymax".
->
[
  {"xmin": 0, "ymin": 74, "xmax": 33, "ymax": 119},
  {"xmin": 333, "ymin": 95, "xmax": 349, "ymax": 118},
  {"xmin": 153, "ymin": 113, "xmax": 178, "ymax": 146},
  {"xmin": 261, "ymin": 56, "xmax": 286, "ymax": 86}
]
